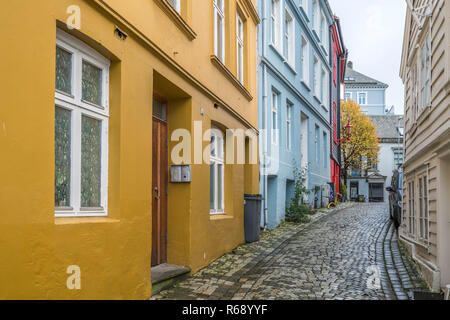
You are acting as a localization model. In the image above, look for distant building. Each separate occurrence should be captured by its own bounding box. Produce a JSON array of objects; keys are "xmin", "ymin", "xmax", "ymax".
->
[
  {"xmin": 344, "ymin": 61, "xmax": 389, "ymax": 115},
  {"xmin": 369, "ymin": 115, "xmax": 405, "ymax": 200},
  {"xmin": 344, "ymin": 62, "xmax": 404, "ymax": 202},
  {"xmin": 347, "ymin": 115, "xmax": 404, "ymax": 203}
]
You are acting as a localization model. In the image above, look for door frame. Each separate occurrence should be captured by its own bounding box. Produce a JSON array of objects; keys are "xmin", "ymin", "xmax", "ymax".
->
[{"xmin": 151, "ymin": 95, "xmax": 168, "ymax": 267}]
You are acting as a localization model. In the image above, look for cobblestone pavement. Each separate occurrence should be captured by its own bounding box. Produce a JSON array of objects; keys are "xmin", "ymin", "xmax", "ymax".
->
[{"xmin": 152, "ymin": 203, "xmax": 428, "ymax": 300}]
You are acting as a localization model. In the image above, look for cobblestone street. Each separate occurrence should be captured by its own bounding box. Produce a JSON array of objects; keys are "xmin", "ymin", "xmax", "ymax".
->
[{"xmin": 152, "ymin": 203, "xmax": 428, "ymax": 300}]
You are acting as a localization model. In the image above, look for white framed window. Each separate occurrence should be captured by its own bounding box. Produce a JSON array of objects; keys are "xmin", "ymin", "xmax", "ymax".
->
[
  {"xmin": 358, "ymin": 92, "xmax": 367, "ymax": 105},
  {"xmin": 394, "ymin": 151, "xmax": 403, "ymax": 168},
  {"xmin": 408, "ymin": 181, "xmax": 415, "ymax": 235},
  {"xmin": 301, "ymin": 0, "xmax": 309, "ymax": 17},
  {"xmin": 420, "ymin": 33, "xmax": 431, "ymax": 110},
  {"xmin": 301, "ymin": 36, "xmax": 310, "ymax": 85},
  {"xmin": 55, "ymin": 29, "xmax": 110, "ymax": 217},
  {"xmin": 418, "ymin": 175, "xmax": 429, "ymax": 241},
  {"xmin": 345, "ymin": 92, "xmax": 352, "ymax": 102},
  {"xmin": 236, "ymin": 12, "xmax": 244, "ymax": 84},
  {"xmin": 271, "ymin": 91, "xmax": 279, "ymax": 145},
  {"xmin": 313, "ymin": 0, "xmax": 320, "ymax": 33},
  {"xmin": 321, "ymin": 11, "xmax": 328, "ymax": 54},
  {"xmin": 284, "ymin": 7, "xmax": 295, "ymax": 66},
  {"xmin": 321, "ymin": 66, "xmax": 328, "ymax": 106},
  {"xmin": 323, "ymin": 132, "xmax": 327, "ymax": 168},
  {"xmin": 214, "ymin": 0, "xmax": 225, "ymax": 63},
  {"xmin": 315, "ymin": 125, "xmax": 320, "ymax": 163},
  {"xmin": 271, "ymin": 0, "xmax": 282, "ymax": 50},
  {"xmin": 286, "ymin": 102, "xmax": 292, "ymax": 151},
  {"xmin": 167, "ymin": 0, "xmax": 181, "ymax": 13},
  {"xmin": 210, "ymin": 127, "xmax": 225, "ymax": 214},
  {"xmin": 313, "ymin": 55, "xmax": 320, "ymax": 98}
]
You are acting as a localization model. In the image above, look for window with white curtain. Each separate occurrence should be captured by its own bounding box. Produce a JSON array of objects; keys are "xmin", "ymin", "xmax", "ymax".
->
[
  {"xmin": 301, "ymin": 36, "xmax": 310, "ymax": 85},
  {"xmin": 313, "ymin": 55, "xmax": 320, "ymax": 98},
  {"xmin": 272, "ymin": 91, "xmax": 279, "ymax": 145},
  {"xmin": 321, "ymin": 66, "xmax": 328, "ymax": 106},
  {"xmin": 284, "ymin": 7, "xmax": 295, "ymax": 66},
  {"xmin": 214, "ymin": 0, "xmax": 225, "ymax": 63},
  {"xmin": 421, "ymin": 33, "xmax": 431, "ymax": 110},
  {"xmin": 236, "ymin": 12, "xmax": 244, "ymax": 84},
  {"xmin": 313, "ymin": 0, "xmax": 320, "ymax": 34},
  {"xmin": 167, "ymin": 0, "xmax": 181, "ymax": 13},
  {"xmin": 55, "ymin": 29, "xmax": 110, "ymax": 217},
  {"xmin": 301, "ymin": 0, "xmax": 309, "ymax": 17},
  {"xmin": 271, "ymin": 0, "xmax": 282, "ymax": 50},
  {"xmin": 286, "ymin": 102, "xmax": 292, "ymax": 151},
  {"xmin": 408, "ymin": 181, "xmax": 415, "ymax": 235},
  {"xmin": 210, "ymin": 127, "xmax": 225, "ymax": 214}
]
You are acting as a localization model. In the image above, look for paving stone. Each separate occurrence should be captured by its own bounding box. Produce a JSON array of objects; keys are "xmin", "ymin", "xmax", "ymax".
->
[{"xmin": 151, "ymin": 203, "xmax": 430, "ymax": 300}]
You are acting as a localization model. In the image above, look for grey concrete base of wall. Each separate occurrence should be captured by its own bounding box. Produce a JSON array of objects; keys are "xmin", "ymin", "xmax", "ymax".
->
[{"xmin": 399, "ymin": 235, "xmax": 441, "ymax": 292}]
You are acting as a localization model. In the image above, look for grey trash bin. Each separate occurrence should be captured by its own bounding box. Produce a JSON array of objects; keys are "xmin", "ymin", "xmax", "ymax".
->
[{"xmin": 244, "ymin": 194, "xmax": 263, "ymax": 243}]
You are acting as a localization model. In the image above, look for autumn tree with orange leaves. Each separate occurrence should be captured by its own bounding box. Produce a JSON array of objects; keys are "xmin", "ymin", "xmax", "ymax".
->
[{"xmin": 340, "ymin": 100, "xmax": 380, "ymax": 186}]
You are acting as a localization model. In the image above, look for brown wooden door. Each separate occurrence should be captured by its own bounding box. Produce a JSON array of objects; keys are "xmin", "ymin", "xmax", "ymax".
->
[{"xmin": 151, "ymin": 98, "xmax": 168, "ymax": 267}]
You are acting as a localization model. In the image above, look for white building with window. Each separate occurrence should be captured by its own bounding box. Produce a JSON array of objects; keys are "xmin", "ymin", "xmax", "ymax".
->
[{"xmin": 369, "ymin": 115, "xmax": 405, "ymax": 202}]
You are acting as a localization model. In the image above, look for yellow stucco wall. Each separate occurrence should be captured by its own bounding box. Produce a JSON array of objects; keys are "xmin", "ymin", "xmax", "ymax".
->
[{"xmin": 0, "ymin": 0, "xmax": 259, "ymax": 299}]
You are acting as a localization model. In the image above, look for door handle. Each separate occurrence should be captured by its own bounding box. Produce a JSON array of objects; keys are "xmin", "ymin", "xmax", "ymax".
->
[{"xmin": 154, "ymin": 187, "xmax": 160, "ymax": 200}]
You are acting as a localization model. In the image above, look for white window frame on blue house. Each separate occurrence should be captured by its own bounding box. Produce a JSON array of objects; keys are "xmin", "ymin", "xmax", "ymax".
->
[
  {"xmin": 321, "ymin": 66, "xmax": 329, "ymax": 108},
  {"xmin": 301, "ymin": 35, "xmax": 310, "ymax": 86},
  {"xmin": 301, "ymin": 0, "xmax": 309, "ymax": 17},
  {"xmin": 323, "ymin": 132, "xmax": 327, "ymax": 168},
  {"xmin": 55, "ymin": 29, "xmax": 110, "ymax": 218},
  {"xmin": 321, "ymin": 10, "xmax": 329, "ymax": 54},
  {"xmin": 214, "ymin": 0, "xmax": 226, "ymax": 63},
  {"xmin": 315, "ymin": 125, "xmax": 320, "ymax": 164},
  {"xmin": 284, "ymin": 6, "xmax": 295, "ymax": 67},
  {"xmin": 286, "ymin": 101, "xmax": 292, "ymax": 151},
  {"xmin": 272, "ymin": 91, "xmax": 279, "ymax": 145},
  {"xmin": 358, "ymin": 92, "xmax": 367, "ymax": 105},
  {"xmin": 313, "ymin": 54, "xmax": 320, "ymax": 99},
  {"xmin": 313, "ymin": 0, "xmax": 320, "ymax": 36},
  {"xmin": 271, "ymin": 0, "xmax": 282, "ymax": 51}
]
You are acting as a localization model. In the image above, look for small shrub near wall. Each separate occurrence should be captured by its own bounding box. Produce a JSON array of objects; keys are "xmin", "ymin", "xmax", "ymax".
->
[{"xmin": 285, "ymin": 167, "xmax": 312, "ymax": 224}]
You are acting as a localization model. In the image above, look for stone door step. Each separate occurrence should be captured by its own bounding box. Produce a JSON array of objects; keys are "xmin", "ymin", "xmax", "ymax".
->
[{"xmin": 151, "ymin": 263, "xmax": 191, "ymax": 295}]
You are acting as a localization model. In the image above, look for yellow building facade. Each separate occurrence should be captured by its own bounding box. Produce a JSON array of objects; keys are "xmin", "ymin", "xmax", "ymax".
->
[{"xmin": 0, "ymin": 0, "xmax": 259, "ymax": 299}]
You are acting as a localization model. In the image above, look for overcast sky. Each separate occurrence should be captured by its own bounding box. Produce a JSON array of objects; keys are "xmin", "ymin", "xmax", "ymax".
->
[{"xmin": 328, "ymin": 0, "xmax": 407, "ymax": 114}]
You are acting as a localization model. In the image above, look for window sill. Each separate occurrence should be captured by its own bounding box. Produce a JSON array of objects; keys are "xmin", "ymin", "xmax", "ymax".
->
[
  {"xmin": 299, "ymin": 7, "xmax": 309, "ymax": 22},
  {"xmin": 313, "ymin": 95, "xmax": 321, "ymax": 104},
  {"xmin": 320, "ymin": 44, "xmax": 328, "ymax": 57},
  {"xmin": 210, "ymin": 55, "xmax": 253, "ymax": 101},
  {"xmin": 284, "ymin": 61, "xmax": 297, "ymax": 75},
  {"xmin": 312, "ymin": 29, "xmax": 320, "ymax": 42},
  {"xmin": 415, "ymin": 103, "xmax": 432, "ymax": 127},
  {"xmin": 321, "ymin": 104, "xmax": 329, "ymax": 112},
  {"xmin": 301, "ymin": 80, "xmax": 311, "ymax": 91},
  {"xmin": 210, "ymin": 214, "xmax": 233, "ymax": 221},
  {"xmin": 55, "ymin": 216, "xmax": 119, "ymax": 225},
  {"xmin": 269, "ymin": 43, "xmax": 285, "ymax": 62},
  {"xmin": 154, "ymin": 0, "xmax": 197, "ymax": 41}
]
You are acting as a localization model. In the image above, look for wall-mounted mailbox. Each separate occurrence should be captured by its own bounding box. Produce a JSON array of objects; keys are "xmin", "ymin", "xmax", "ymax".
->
[{"xmin": 171, "ymin": 165, "xmax": 191, "ymax": 183}]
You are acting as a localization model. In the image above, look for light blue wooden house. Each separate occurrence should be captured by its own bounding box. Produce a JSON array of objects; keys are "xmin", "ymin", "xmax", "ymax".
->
[{"xmin": 257, "ymin": 0, "xmax": 334, "ymax": 229}]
